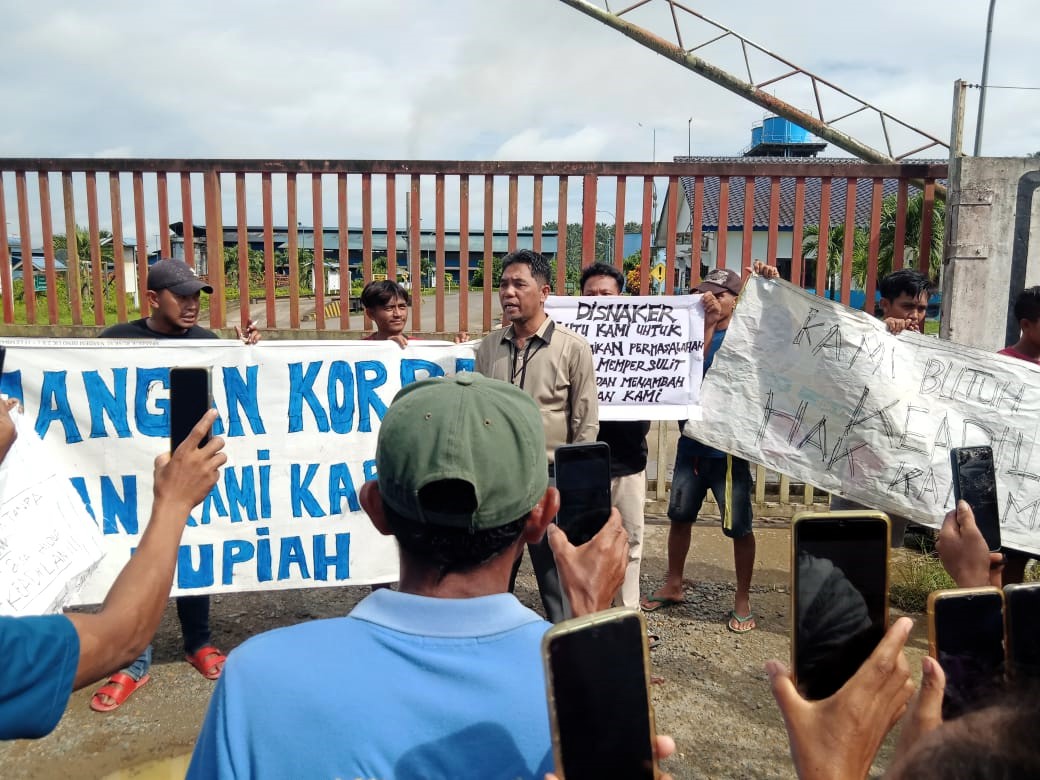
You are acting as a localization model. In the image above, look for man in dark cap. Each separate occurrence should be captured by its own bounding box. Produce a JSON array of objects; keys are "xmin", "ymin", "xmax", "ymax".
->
[
  {"xmin": 188, "ymin": 373, "xmax": 627, "ymax": 779},
  {"xmin": 90, "ymin": 258, "xmax": 259, "ymax": 712}
]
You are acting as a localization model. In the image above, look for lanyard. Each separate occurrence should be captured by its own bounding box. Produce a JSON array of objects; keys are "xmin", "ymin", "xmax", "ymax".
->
[{"xmin": 509, "ymin": 337, "xmax": 544, "ymax": 390}]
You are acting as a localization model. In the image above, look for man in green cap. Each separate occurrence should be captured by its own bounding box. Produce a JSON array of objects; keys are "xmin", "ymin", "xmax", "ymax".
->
[{"xmin": 188, "ymin": 373, "xmax": 627, "ymax": 779}]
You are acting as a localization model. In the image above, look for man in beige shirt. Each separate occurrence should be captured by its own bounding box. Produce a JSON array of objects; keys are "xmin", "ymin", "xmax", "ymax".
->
[{"xmin": 475, "ymin": 249, "xmax": 598, "ymax": 621}]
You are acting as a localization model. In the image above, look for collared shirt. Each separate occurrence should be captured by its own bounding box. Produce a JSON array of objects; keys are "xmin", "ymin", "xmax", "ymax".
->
[{"xmin": 475, "ymin": 316, "xmax": 598, "ymax": 463}]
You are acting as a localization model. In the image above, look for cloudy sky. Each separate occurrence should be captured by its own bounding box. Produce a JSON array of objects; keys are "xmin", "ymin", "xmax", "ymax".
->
[{"xmin": 2, "ymin": 0, "xmax": 1038, "ymax": 240}]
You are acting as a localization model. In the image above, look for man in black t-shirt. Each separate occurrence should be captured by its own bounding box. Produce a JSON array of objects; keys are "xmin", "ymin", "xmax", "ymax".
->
[
  {"xmin": 580, "ymin": 263, "xmax": 651, "ymax": 608},
  {"xmin": 91, "ymin": 258, "xmax": 259, "ymax": 712}
]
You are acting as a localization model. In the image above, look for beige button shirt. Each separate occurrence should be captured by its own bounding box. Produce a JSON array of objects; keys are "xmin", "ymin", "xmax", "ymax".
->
[{"xmin": 475, "ymin": 316, "xmax": 599, "ymax": 464}]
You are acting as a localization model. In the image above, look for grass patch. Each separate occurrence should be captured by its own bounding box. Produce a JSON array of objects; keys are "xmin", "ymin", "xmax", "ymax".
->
[
  {"xmin": 890, "ymin": 536, "xmax": 955, "ymax": 613},
  {"xmin": 924, "ymin": 320, "xmax": 939, "ymax": 335}
]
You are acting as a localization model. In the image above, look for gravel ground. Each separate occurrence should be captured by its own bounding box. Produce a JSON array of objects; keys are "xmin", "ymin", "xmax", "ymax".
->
[{"xmin": 0, "ymin": 519, "xmax": 929, "ymax": 779}]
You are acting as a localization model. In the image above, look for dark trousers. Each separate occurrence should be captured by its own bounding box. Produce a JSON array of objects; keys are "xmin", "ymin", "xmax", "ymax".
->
[
  {"xmin": 176, "ymin": 594, "xmax": 212, "ymax": 655},
  {"xmin": 508, "ymin": 470, "xmax": 570, "ymax": 623}
]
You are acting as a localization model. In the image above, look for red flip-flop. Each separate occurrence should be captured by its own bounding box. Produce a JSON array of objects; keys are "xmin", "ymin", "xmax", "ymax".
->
[
  {"xmin": 186, "ymin": 645, "xmax": 226, "ymax": 680},
  {"xmin": 90, "ymin": 672, "xmax": 150, "ymax": 712}
]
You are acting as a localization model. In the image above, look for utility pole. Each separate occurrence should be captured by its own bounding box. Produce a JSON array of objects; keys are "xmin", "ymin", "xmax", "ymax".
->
[{"xmin": 974, "ymin": 0, "xmax": 997, "ymax": 155}]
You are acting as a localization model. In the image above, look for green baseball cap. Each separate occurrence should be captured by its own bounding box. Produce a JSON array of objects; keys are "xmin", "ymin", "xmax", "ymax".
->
[{"xmin": 376, "ymin": 372, "xmax": 548, "ymax": 530}]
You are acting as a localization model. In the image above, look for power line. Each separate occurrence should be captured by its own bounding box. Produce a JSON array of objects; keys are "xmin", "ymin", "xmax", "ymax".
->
[{"xmin": 967, "ymin": 83, "xmax": 1040, "ymax": 91}]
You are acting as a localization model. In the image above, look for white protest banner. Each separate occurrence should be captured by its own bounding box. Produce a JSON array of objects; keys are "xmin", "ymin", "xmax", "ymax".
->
[
  {"xmin": 0, "ymin": 339, "xmax": 475, "ymax": 603},
  {"xmin": 684, "ymin": 277, "xmax": 1040, "ymax": 556},
  {"xmin": 0, "ymin": 411, "xmax": 105, "ymax": 615},
  {"xmin": 545, "ymin": 295, "xmax": 705, "ymax": 420}
]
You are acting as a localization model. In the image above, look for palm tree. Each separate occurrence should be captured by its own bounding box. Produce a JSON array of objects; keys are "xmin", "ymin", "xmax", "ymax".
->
[
  {"xmin": 802, "ymin": 223, "xmax": 869, "ymax": 297},
  {"xmin": 874, "ymin": 192, "xmax": 944, "ymax": 283},
  {"xmin": 52, "ymin": 224, "xmax": 114, "ymax": 304}
]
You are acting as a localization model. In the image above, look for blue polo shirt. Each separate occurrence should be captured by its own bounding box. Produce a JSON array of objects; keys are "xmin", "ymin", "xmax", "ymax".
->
[
  {"xmin": 1, "ymin": 614, "xmax": 79, "ymax": 740},
  {"xmin": 189, "ymin": 589, "xmax": 554, "ymax": 779}
]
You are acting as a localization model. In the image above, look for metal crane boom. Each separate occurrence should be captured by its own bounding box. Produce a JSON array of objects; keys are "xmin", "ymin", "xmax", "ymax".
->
[{"xmin": 558, "ymin": 0, "xmax": 949, "ymax": 164}]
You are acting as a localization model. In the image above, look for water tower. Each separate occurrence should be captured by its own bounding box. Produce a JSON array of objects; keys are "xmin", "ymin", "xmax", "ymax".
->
[{"xmin": 743, "ymin": 117, "xmax": 827, "ymax": 158}]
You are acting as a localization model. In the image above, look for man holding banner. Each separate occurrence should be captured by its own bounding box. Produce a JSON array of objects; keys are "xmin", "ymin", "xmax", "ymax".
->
[
  {"xmin": 90, "ymin": 258, "xmax": 260, "ymax": 712},
  {"xmin": 643, "ymin": 264, "xmax": 779, "ymax": 634},
  {"xmin": 475, "ymin": 249, "xmax": 598, "ymax": 623}
]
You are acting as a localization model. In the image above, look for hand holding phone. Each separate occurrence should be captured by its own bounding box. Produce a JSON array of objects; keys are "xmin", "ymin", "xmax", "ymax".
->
[
  {"xmin": 950, "ymin": 446, "xmax": 1001, "ymax": 552},
  {"xmin": 553, "ymin": 442, "xmax": 612, "ymax": 547},
  {"xmin": 791, "ymin": 511, "xmax": 890, "ymax": 700},
  {"xmin": 170, "ymin": 367, "xmax": 213, "ymax": 452},
  {"xmin": 543, "ymin": 608, "xmax": 658, "ymax": 780},
  {"xmin": 928, "ymin": 586, "xmax": 1005, "ymax": 719}
]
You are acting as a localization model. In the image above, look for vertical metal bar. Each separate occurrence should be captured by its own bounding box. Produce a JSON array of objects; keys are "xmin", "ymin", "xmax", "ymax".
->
[
  {"xmin": 37, "ymin": 173, "xmax": 59, "ymax": 323},
  {"xmin": 157, "ymin": 172, "xmax": 171, "ymax": 259},
  {"xmin": 614, "ymin": 177, "xmax": 626, "ymax": 268},
  {"xmin": 109, "ymin": 172, "xmax": 128, "ymax": 322},
  {"xmin": 204, "ymin": 170, "xmax": 225, "ymax": 330},
  {"xmin": 180, "ymin": 172, "xmax": 194, "ymax": 267},
  {"xmin": 86, "ymin": 173, "xmax": 105, "ymax": 325},
  {"xmin": 507, "ymin": 174, "xmax": 518, "ymax": 254},
  {"xmin": 362, "ymin": 172, "xmax": 373, "ymax": 331},
  {"xmin": 840, "ymin": 178, "xmax": 857, "ymax": 305},
  {"xmin": 918, "ymin": 179, "xmax": 935, "ymax": 277},
  {"xmin": 779, "ymin": 473, "xmax": 791, "ymax": 504},
  {"xmin": 435, "ymin": 173, "xmax": 446, "ymax": 333},
  {"xmin": 409, "ymin": 174, "xmax": 421, "ymax": 332},
  {"xmin": 132, "ymin": 171, "xmax": 149, "ymax": 319},
  {"xmin": 556, "ymin": 177, "xmax": 568, "ymax": 295},
  {"xmin": 338, "ymin": 172, "xmax": 351, "ymax": 330},
  {"xmin": 62, "ymin": 171, "xmax": 83, "ymax": 324},
  {"xmin": 893, "ymin": 179, "xmax": 908, "ymax": 270},
  {"xmin": 312, "ymin": 174, "xmax": 325, "ymax": 330},
  {"xmin": 640, "ymin": 177, "xmax": 652, "ymax": 294},
  {"xmin": 459, "ymin": 175, "xmax": 470, "ymax": 334},
  {"xmin": 691, "ymin": 176, "xmax": 704, "ymax": 288},
  {"xmin": 665, "ymin": 176, "xmax": 678, "ymax": 294},
  {"xmin": 865, "ymin": 178, "xmax": 883, "ymax": 313},
  {"xmin": 236, "ymin": 172, "xmax": 251, "ymax": 330},
  {"xmin": 791, "ymin": 178, "xmax": 806, "ymax": 287},
  {"xmin": 741, "ymin": 176, "xmax": 755, "ymax": 271},
  {"xmin": 815, "ymin": 177, "xmax": 832, "ymax": 297},
  {"xmin": 581, "ymin": 174, "xmax": 597, "ymax": 267},
  {"xmin": 262, "ymin": 172, "xmax": 276, "ymax": 327},
  {"xmin": 766, "ymin": 176, "xmax": 780, "ymax": 268},
  {"xmin": 386, "ymin": 174, "xmax": 397, "ymax": 283},
  {"xmin": 286, "ymin": 172, "xmax": 300, "ymax": 329},
  {"xmin": 0, "ymin": 177, "xmax": 12, "ymax": 323},
  {"xmin": 717, "ymin": 177, "xmax": 729, "ymax": 268},
  {"xmin": 15, "ymin": 171, "xmax": 36, "ymax": 324},
  {"xmin": 483, "ymin": 175, "xmax": 494, "ymax": 330},
  {"xmin": 532, "ymin": 175, "xmax": 543, "ymax": 256}
]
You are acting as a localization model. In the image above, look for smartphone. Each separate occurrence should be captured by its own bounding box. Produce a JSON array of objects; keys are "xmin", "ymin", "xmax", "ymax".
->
[
  {"xmin": 169, "ymin": 367, "xmax": 213, "ymax": 452},
  {"xmin": 543, "ymin": 608, "xmax": 657, "ymax": 780},
  {"xmin": 791, "ymin": 511, "xmax": 890, "ymax": 700},
  {"xmin": 1004, "ymin": 583, "xmax": 1040, "ymax": 681},
  {"xmin": 928, "ymin": 587, "xmax": 1005, "ymax": 719},
  {"xmin": 950, "ymin": 446, "xmax": 1001, "ymax": 552},
  {"xmin": 0, "ymin": 345, "xmax": 6, "ymax": 376},
  {"xmin": 553, "ymin": 442, "xmax": 612, "ymax": 546}
]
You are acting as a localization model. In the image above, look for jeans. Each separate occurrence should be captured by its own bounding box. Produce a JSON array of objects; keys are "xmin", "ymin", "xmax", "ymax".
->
[{"xmin": 123, "ymin": 595, "xmax": 211, "ymax": 681}]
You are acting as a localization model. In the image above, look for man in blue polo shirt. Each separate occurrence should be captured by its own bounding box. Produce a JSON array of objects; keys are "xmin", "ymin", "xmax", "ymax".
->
[
  {"xmin": 188, "ymin": 373, "xmax": 627, "ymax": 779},
  {"xmin": 0, "ymin": 408, "xmax": 226, "ymax": 740}
]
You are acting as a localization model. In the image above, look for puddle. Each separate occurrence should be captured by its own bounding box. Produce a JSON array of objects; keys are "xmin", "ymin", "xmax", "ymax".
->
[{"xmin": 101, "ymin": 753, "xmax": 191, "ymax": 779}]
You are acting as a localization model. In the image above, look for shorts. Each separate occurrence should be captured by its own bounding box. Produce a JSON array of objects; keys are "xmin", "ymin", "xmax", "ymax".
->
[{"xmin": 667, "ymin": 437, "xmax": 753, "ymax": 539}]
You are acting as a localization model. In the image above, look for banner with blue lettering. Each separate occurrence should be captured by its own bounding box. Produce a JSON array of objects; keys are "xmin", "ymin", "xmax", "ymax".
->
[{"xmin": 0, "ymin": 339, "xmax": 475, "ymax": 603}]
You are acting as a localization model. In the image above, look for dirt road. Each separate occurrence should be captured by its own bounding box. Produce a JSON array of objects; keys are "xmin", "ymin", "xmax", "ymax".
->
[{"xmin": 0, "ymin": 520, "xmax": 928, "ymax": 779}]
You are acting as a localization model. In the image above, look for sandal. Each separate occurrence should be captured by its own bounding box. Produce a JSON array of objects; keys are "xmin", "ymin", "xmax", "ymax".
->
[
  {"xmin": 727, "ymin": 610, "xmax": 757, "ymax": 633},
  {"xmin": 186, "ymin": 645, "xmax": 226, "ymax": 680},
  {"xmin": 90, "ymin": 672, "xmax": 150, "ymax": 712}
]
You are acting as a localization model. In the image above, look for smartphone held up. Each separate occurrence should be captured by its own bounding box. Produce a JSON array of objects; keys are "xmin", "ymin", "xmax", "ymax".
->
[
  {"xmin": 543, "ymin": 608, "xmax": 658, "ymax": 780},
  {"xmin": 950, "ymin": 445, "xmax": 1001, "ymax": 552},
  {"xmin": 553, "ymin": 442, "xmax": 612, "ymax": 546},
  {"xmin": 790, "ymin": 511, "xmax": 890, "ymax": 700},
  {"xmin": 169, "ymin": 367, "xmax": 213, "ymax": 452}
]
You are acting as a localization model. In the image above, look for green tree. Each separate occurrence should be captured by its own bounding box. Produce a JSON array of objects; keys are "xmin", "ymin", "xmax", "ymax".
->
[
  {"xmin": 802, "ymin": 223, "xmax": 869, "ymax": 297},
  {"xmin": 873, "ymin": 191, "xmax": 945, "ymax": 284},
  {"xmin": 471, "ymin": 255, "xmax": 503, "ymax": 287},
  {"xmin": 53, "ymin": 224, "xmax": 114, "ymax": 304},
  {"xmin": 222, "ymin": 246, "xmax": 266, "ymax": 287}
]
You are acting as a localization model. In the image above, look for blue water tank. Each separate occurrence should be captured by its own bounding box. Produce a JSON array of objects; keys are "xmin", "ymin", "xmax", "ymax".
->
[
  {"xmin": 751, "ymin": 125, "xmax": 763, "ymax": 149},
  {"xmin": 762, "ymin": 117, "xmax": 809, "ymax": 144}
]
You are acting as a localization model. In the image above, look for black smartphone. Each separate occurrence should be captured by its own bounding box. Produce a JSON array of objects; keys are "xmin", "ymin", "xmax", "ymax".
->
[
  {"xmin": 1004, "ymin": 583, "xmax": 1040, "ymax": 681},
  {"xmin": 928, "ymin": 587, "xmax": 1005, "ymax": 719},
  {"xmin": 950, "ymin": 445, "xmax": 1001, "ymax": 552},
  {"xmin": 169, "ymin": 367, "xmax": 213, "ymax": 452},
  {"xmin": 791, "ymin": 511, "xmax": 890, "ymax": 700},
  {"xmin": 553, "ymin": 442, "xmax": 612, "ymax": 546},
  {"xmin": 0, "ymin": 345, "xmax": 6, "ymax": 376},
  {"xmin": 543, "ymin": 608, "xmax": 657, "ymax": 780}
]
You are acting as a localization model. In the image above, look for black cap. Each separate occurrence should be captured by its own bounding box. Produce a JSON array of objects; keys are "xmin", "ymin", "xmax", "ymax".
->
[{"xmin": 147, "ymin": 259, "xmax": 214, "ymax": 296}]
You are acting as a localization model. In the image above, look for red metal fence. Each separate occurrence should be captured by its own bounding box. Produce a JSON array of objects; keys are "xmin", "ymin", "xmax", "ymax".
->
[{"xmin": 0, "ymin": 159, "xmax": 947, "ymax": 335}]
